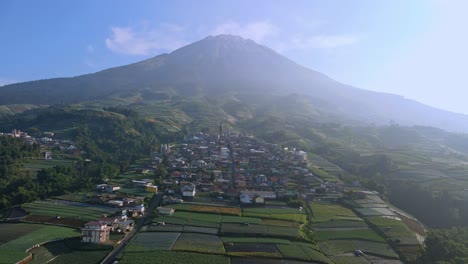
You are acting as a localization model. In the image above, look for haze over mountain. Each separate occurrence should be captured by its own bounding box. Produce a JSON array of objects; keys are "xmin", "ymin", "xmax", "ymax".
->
[{"xmin": 1, "ymin": 34, "xmax": 468, "ymax": 132}]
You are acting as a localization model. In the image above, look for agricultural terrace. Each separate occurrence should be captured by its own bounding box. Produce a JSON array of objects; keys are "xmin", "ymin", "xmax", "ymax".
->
[
  {"xmin": 171, "ymin": 233, "xmax": 225, "ymax": 254},
  {"xmin": 29, "ymin": 238, "xmax": 112, "ymax": 264},
  {"xmin": 367, "ymin": 216, "xmax": 417, "ymax": 242},
  {"xmin": 23, "ymin": 159, "xmax": 74, "ymax": 176},
  {"xmin": 169, "ymin": 203, "xmax": 241, "ymax": 215},
  {"xmin": 22, "ymin": 200, "xmax": 119, "ymax": 222},
  {"xmin": 309, "ymin": 202, "xmax": 361, "ymax": 223},
  {"xmin": 318, "ymin": 240, "xmax": 398, "ymax": 259},
  {"xmin": 0, "ymin": 224, "xmax": 80, "ymax": 263},
  {"xmin": 126, "ymin": 232, "xmax": 180, "ymax": 252},
  {"xmin": 242, "ymin": 207, "xmax": 307, "ymax": 223},
  {"xmin": 315, "ymin": 229, "xmax": 385, "ymax": 242},
  {"xmin": 119, "ymin": 251, "xmax": 229, "ymax": 264}
]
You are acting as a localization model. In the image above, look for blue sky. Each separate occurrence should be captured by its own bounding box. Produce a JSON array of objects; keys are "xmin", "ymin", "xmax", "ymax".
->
[{"xmin": 1, "ymin": 0, "xmax": 467, "ymax": 114}]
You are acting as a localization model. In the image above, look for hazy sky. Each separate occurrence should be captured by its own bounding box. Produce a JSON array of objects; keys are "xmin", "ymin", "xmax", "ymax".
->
[{"xmin": 1, "ymin": 0, "xmax": 467, "ymax": 114}]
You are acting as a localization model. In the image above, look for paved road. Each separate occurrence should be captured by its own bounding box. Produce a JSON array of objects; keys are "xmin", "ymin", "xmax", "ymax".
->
[{"xmin": 101, "ymin": 194, "xmax": 162, "ymax": 264}]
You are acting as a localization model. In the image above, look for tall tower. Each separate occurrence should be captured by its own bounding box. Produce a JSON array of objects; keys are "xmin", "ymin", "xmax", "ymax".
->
[{"xmin": 218, "ymin": 122, "xmax": 223, "ymax": 139}]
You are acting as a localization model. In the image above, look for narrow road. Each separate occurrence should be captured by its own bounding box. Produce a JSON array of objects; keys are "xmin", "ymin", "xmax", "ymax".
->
[{"xmin": 101, "ymin": 194, "xmax": 162, "ymax": 264}]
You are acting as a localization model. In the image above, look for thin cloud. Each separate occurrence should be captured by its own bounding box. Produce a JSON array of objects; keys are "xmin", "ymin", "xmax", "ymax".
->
[
  {"xmin": 290, "ymin": 34, "xmax": 359, "ymax": 49},
  {"xmin": 211, "ymin": 21, "xmax": 279, "ymax": 43},
  {"xmin": 86, "ymin": 44, "xmax": 95, "ymax": 53},
  {"xmin": 105, "ymin": 24, "xmax": 189, "ymax": 55},
  {"xmin": 0, "ymin": 77, "xmax": 17, "ymax": 86}
]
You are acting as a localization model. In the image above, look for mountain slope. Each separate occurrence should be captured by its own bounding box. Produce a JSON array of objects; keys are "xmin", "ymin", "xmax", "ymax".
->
[{"xmin": 1, "ymin": 34, "xmax": 468, "ymax": 131}]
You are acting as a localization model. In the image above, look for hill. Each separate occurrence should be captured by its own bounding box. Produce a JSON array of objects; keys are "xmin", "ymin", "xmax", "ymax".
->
[{"xmin": 2, "ymin": 34, "xmax": 468, "ymax": 131}]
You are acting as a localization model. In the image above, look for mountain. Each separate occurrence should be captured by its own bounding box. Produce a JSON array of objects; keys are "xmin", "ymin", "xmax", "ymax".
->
[{"xmin": 2, "ymin": 34, "xmax": 468, "ymax": 132}]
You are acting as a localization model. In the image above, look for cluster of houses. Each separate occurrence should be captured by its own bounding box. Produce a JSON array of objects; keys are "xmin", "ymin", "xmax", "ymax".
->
[
  {"xmin": 1, "ymin": 129, "xmax": 78, "ymax": 157},
  {"xmin": 154, "ymin": 130, "xmax": 334, "ymax": 205}
]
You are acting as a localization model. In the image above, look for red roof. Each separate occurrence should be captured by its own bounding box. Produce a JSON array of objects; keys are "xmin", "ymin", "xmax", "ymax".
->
[{"xmin": 85, "ymin": 221, "xmax": 104, "ymax": 226}]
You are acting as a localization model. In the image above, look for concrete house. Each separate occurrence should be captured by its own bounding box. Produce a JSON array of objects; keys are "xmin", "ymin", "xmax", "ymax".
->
[{"xmin": 81, "ymin": 221, "xmax": 111, "ymax": 243}]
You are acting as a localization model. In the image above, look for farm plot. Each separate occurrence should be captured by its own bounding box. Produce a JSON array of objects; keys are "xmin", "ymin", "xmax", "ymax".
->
[
  {"xmin": 309, "ymin": 202, "xmax": 360, "ymax": 222},
  {"xmin": 353, "ymin": 240, "xmax": 399, "ymax": 258},
  {"xmin": 266, "ymin": 226, "xmax": 299, "ymax": 238},
  {"xmin": 356, "ymin": 208, "xmax": 395, "ymax": 217},
  {"xmin": 331, "ymin": 256, "xmax": 371, "ymax": 264},
  {"xmin": 221, "ymin": 223, "xmax": 267, "ymax": 236},
  {"xmin": 312, "ymin": 220, "xmax": 368, "ymax": 229},
  {"xmin": 0, "ymin": 223, "xmax": 43, "ymax": 246},
  {"xmin": 154, "ymin": 212, "xmax": 221, "ymax": 228},
  {"xmin": 221, "ymin": 215, "xmax": 262, "ymax": 224},
  {"xmin": 22, "ymin": 200, "xmax": 118, "ymax": 222},
  {"xmin": 319, "ymin": 239, "xmax": 398, "ymax": 259},
  {"xmin": 145, "ymin": 224, "xmax": 184, "ymax": 232},
  {"xmin": 261, "ymin": 219, "xmax": 301, "ymax": 227},
  {"xmin": 119, "ymin": 251, "xmax": 229, "ymax": 264},
  {"xmin": 276, "ymin": 244, "xmax": 332, "ymax": 263},
  {"xmin": 171, "ymin": 233, "xmax": 225, "ymax": 254},
  {"xmin": 126, "ymin": 232, "xmax": 180, "ymax": 252},
  {"xmin": 242, "ymin": 211, "xmax": 307, "ymax": 223},
  {"xmin": 318, "ymin": 240, "xmax": 356, "ymax": 256},
  {"xmin": 230, "ymin": 257, "xmax": 312, "ymax": 264},
  {"xmin": 225, "ymin": 243, "xmax": 282, "ymax": 258},
  {"xmin": 0, "ymin": 225, "xmax": 80, "ymax": 264},
  {"xmin": 367, "ymin": 216, "xmax": 415, "ymax": 240},
  {"xmin": 170, "ymin": 203, "xmax": 241, "ymax": 215},
  {"xmin": 183, "ymin": 225, "xmax": 218, "ymax": 235},
  {"xmin": 315, "ymin": 229, "xmax": 385, "ymax": 242},
  {"xmin": 172, "ymin": 211, "xmax": 222, "ymax": 222},
  {"xmin": 221, "ymin": 237, "xmax": 291, "ymax": 244},
  {"xmin": 242, "ymin": 207, "xmax": 302, "ymax": 215},
  {"xmin": 30, "ymin": 239, "xmax": 111, "ymax": 264},
  {"xmin": 23, "ymin": 159, "xmax": 74, "ymax": 175}
]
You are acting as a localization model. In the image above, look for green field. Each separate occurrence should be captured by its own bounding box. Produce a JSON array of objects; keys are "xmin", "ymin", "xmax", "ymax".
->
[
  {"xmin": 276, "ymin": 244, "xmax": 332, "ymax": 263},
  {"xmin": 22, "ymin": 200, "xmax": 119, "ymax": 221},
  {"xmin": 30, "ymin": 239, "xmax": 111, "ymax": 264},
  {"xmin": 242, "ymin": 211, "xmax": 307, "ymax": 223},
  {"xmin": 126, "ymin": 232, "xmax": 180, "ymax": 251},
  {"xmin": 172, "ymin": 211, "xmax": 223, "ymax": 223},
  {"xmin": 318, "ymin": 239, "xmax": 398, "ymax": 258},
  {"xmin": 0, "ymin": 224, "xmax": 80, "ymax": 263},
  {"xmin": 24, "ymin": 159, "xmax": 74, "ymax": 173},
  {"xmin": 309, "ymin": 202, "xmax": 360, "ymax": 222},
  {"xmin": 221, "ymin": 215, "xmax": 262, "ymax": 224},
  {"xmin": 169, "ymin": 203, "xmax": 241, "ymax": 215},
  {"xmin": 315, "ymin": 229, "xmax": 385, "ymax": 242},
  {"xmin": 312, "ymin": 220, "xmax": 367, "ymax": 229},
  {"xmin": 221, "ymin": 237, "xmax": 291, "ymax": 244},
  {"xmin": 119, "ymin": 251, "xmax": 229, "ymax": 264},
  {"xmin": 171, "ymin": 233, "xmax": 225, "ymax": 254}
]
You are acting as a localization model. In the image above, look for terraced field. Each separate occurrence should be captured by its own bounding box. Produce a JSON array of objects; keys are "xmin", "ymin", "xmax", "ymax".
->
[
  {"xmin": 22, "ymin": 200, "xmax": 118, "ymax": 222},
  {"xmin": 0, "ymin": 224, "xmax": 80, "ymax": 263}
]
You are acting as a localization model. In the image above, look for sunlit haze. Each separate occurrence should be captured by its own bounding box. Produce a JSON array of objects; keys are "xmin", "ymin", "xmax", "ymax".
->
[{"xmin": 1, "ymin": 0, "xmax": 467, "ymax": 114}]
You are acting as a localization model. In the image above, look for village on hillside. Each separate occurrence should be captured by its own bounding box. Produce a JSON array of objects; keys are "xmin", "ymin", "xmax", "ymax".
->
[{"xmin": 0, "ymin": 126, "xmax": 426, "ymax": 264}]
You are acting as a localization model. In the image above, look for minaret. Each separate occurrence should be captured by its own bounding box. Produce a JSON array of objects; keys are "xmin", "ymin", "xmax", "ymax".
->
[{"xmin": 218, "ymin": 122, "xmax": 223, "ymax": 140}]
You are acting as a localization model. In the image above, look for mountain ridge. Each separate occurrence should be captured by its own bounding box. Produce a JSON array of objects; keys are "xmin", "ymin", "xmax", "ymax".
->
[{"xmin": 1, "ymin": 34, "xmax": 468, "ymax": 132}]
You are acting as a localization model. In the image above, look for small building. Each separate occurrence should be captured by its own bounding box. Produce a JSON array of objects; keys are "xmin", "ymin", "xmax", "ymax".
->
[
  {"xmin": 81, "ymin": 221, "xmax": 111, "ymax": 243},
  {"xmin": 157, "ymin": 207, "xmax": 175, "ymax": 215},
  {"xmin": 98, "ymin": 217, "xmax": 119, "ymax": 231},
  {"xmin": 146, "ymin": 185, "xmax": 158, "ymax": 193}
]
